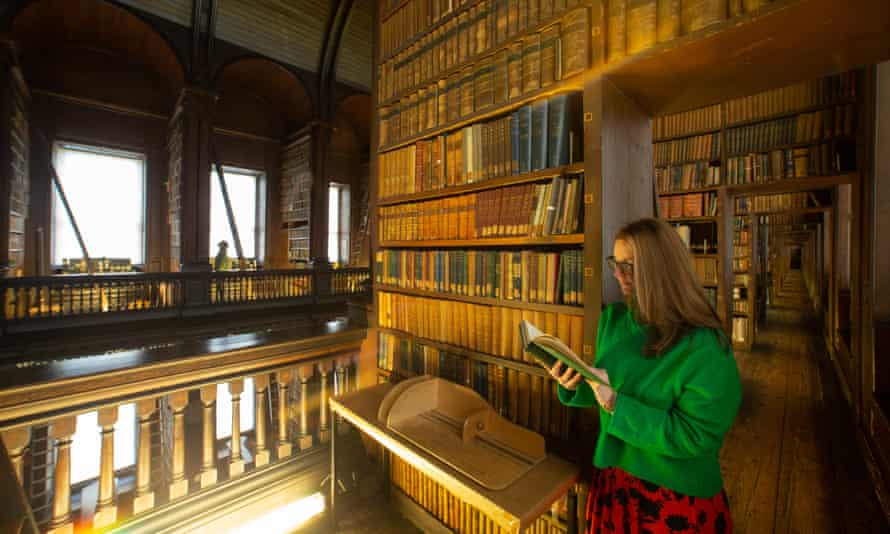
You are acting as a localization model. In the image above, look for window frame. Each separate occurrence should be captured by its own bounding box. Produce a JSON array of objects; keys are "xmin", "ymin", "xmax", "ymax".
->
[
  {"xmin": 50, "ymin": 141, "xmax": 148, "ymax": 270},
  {"xmin": 210, "ymin": 165, "xmax": 267, "ymax": 266}
]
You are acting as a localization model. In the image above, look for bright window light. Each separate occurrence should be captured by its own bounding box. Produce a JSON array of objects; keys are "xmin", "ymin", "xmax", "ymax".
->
[
  {"xmin": 328, "ymin": 183, "xmax": 350, "ymax": 264},
  {"xmin": 216, "ymin": 378, "xmax": 255, "ymax": 440},
  {"xmin": 211, "ymin": 168, "xmax": 263, "ymax": 260},
  {"xmin": 226, "ymin": 491, "xmax": 325, "ymax": 534},
  {"xmin": 52, "ymin": 144, "xmax": 145, "ymax": 265},
  {"xmin": 69, "ymin": 403, "xmax": 136, "ymax": 485}
]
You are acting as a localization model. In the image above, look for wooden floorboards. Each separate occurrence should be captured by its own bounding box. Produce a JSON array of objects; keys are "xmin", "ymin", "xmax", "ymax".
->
[{"xmin": 722, "ymin": 274, "xmax": 888, "ymax": 533}]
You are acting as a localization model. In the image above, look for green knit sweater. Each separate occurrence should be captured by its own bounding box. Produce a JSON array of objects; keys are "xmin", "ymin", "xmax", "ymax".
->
[{"xmin": 558, "ymin": 302, "xmax": 742, "ymax": 497}]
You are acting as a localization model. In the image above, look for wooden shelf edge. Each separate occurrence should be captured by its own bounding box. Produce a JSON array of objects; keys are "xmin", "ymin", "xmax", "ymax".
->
[
  {"xmin": 378, "ymin": 75, "xmax": 586, "ymax": 153},
  {"xmin": 377, "ymin": 326, "xmax": 552, "ymax": 379},
  {"xmin": 379, "ymin": 235, "xmax": 585, "ymax": 248},
  {"xmin": 658, "ymin": 186, "xmax": 723, "ymax": 196},
  {"xmin": 653, "ymin": 127, "xmax": 722, "ymax": 143},
  {"xmin": 665, "ymin": 216, "xmax": 718, "ymax": 223},
  {"xmin": 725, "ymin": 172, "xmax": 857, "ymax": 195},
  {"xmin": 375, "ymin": 284, "xmax": 586, "ymax": 316},
  {"xmin": 379, "ymin": 163, "xmax": 583, "ymax": 206}
]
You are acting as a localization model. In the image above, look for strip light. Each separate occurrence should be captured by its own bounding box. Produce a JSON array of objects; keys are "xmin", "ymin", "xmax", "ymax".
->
[{"xmin": 226, "ymin": 491, "xmax": 326, "ymax": 534}]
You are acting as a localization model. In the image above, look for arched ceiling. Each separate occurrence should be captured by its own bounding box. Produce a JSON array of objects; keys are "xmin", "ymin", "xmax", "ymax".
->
[
  {"xmin": 335, "ymin": 93, "xmax": 371, "ymax": 150},
  {"xmin": 215, "ymin": 57, "xmax": 313, "ymax": 138},
  {"xmin": 335, "ymin": 0, "xmax": 373, "ymax": 90},
  {"xmin": 12, "ymin": 0, "xmax": 185, "ymax": 92}
]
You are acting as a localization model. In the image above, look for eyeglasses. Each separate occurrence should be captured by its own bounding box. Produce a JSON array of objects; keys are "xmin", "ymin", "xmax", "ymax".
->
[{"xmin": 606, "ymin": 256, "xmax": 634, "ymax": 276}]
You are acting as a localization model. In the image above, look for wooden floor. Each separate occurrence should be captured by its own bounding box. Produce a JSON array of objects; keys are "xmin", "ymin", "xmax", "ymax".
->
[
  {"xmin": 335, "ymin": 271, "xmax": 889, "ymax": 533},
  {"xmin": 721, "ymin": 271, "xmax": 888, "ymax": 533}
]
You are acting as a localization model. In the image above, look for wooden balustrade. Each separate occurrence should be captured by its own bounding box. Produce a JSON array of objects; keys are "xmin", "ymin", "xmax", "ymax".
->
[
  {"xmin": 0, "ymin": 267, "xmax": 370, "ymax": 332},
  {"xmin": 0, "ymin": 325, "xmax": 363, "ymax": 533}
]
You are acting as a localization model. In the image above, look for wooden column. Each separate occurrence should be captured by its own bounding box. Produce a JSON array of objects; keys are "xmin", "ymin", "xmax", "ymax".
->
[
  {"xmin": 168, "ymin": 391, "xmax": 189, "ymax": 500},
  {"xmin": 199, "ymin": 386, "xmax": 218, "ymax": 488},
  {"xmin": 172, "ymin": 86, "xmax": 216, "ymax": 281},
  {"xmin": 0, "ymin": 427, "xmax": 29, "ymax": 485},
  {"xmin": 297, "ymin": 365, "xmax": 314, "ymax": 451},
  {"xmin": 228, "ymin": 380, "xmax": 245, "ymax": 477},
  {"xmin": 253, "ymin": 375, "xmax": 270, "ymax": 467},
  {"xmin": 276, "ymin": 370, "xmax": 293, "ymax": 459},
  {"xmin": 47, "ymin": 416, "xmax": 75, "ymax": 534},
  {"xmin": 93, "ymin": 407, "xmax": 118, "ymax": 528},
  {"xmin": 318, "ymin": 361, "xmax": 333, "ymax": 444},
  {"xmin": 133, "ymin": 399, "xmax": 156, "ymax": 514}
]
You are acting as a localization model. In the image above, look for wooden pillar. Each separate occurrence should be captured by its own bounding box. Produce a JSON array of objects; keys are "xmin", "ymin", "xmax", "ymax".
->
[
  {"xmin": 253, "ymin": 375, "xmax": 270, "ymax": 467},
  {"xmin": 318, "ymin": 360, "xmax": 333, "ymax": 444},
  {"xmin": 133, "ymin": 399, "xmax": 156, "ymax": 514},
  {"xmin": 93, "ymin": 407, "xmax": 118, "ymax": 528},
  {"xmin": 171, "ymin": 86, "xmax": 216, "ymax": 282},
  {"xmin": 47, "ymin": 416, "xmax": 75, "ymax": 534},
  {"xmin": 168, "ymin": 391, "xmax": 190, "ymax": 500},
  {"xmin": 0, "ymin": 427, "xmax": 29, "ymax": 485},
  {"xmin": 199, "ymin": 385, "xmax": 217, "ymax": 488},
  {"xmin": 276, "ymin": 370, "xmax": 293, "ymax": 459},
  {"xmin": 297, "ymin": 365, "xmax": 314, "ymax": 451},
  {"xmin": 310, "ymin": 124, "xmax": 331, "ymax": 265},
  {"xmin": 228, "ymin": 380, "xmax": 245, "ymax": 477}
]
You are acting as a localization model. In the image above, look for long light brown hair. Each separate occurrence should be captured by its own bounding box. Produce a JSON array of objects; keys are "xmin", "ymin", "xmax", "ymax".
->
[{"xmin": 616, "ymin": 218, "xmax": 726, "ymax": 356}]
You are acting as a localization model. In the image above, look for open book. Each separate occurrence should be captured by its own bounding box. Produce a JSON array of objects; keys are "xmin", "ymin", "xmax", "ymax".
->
[{"xmin": 519, "ymin": 319, "xmax": 608, "ymax": 387}]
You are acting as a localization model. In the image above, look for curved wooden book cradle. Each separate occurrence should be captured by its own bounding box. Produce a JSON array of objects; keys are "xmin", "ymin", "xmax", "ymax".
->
[{"xmin": 377, "ymin": 375, "xmax": 546, "ymax": 490}]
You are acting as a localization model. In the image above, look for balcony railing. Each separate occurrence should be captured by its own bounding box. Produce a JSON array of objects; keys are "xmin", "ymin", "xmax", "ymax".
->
[
  {"xmin": 0, "ymin": 321, "xmax": 367, "ymax": 533},
  {"xmin": 1, "ymin": 267, "xmax": 370, "ymax": 333}
]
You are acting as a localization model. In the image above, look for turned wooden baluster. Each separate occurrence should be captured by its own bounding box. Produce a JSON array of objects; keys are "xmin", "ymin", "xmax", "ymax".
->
[
  {"xmin": 47, "ymin": 416, "xmax": 76, "ymax": 534},
  {"xmin": 133, "ymin": 399, "xmax": 156, "ymax": 514},
  {"xmin": 93, "ymin": 406, "xmax": 118, "ymax": 528},
  {"xmin": 229, "ymin": 379, "xmax": 245, "ymax": 477},
  {"xmin": 296, "ymin": 365, "xmax": 314, "ymax": 451},
  {"xmin": 253, "ymin": 374, "xmax": 271, "ymax": 467},
  {"xmin": 318, "ymin": 361, "xmax": 334, "ymax": 444},
  {"xmin": 168, "ymin": 391, "xmax": 190, "ymax": 500},
  {"xmin": 199, "ymin": 386, "xmax": 218, "ymax": 488},
  {"xmin": 1, "ymin": 426, "xmax": 29, "ymax": 486},
  {"xmin": 276, "ymin": 370, "xmax": 293, "ymax": 459}
]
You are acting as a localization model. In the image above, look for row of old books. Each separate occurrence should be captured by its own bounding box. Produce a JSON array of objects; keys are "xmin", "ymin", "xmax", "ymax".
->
[
  {"xmin": 693, "ymin": 256, "xmax": 719, "ymax": 286},
  {"xmin": 724, "ymin": 142, "xmax": 845, "ymax": 184},
  {"xmin": 375, "ymin": 249, "xmax": 585, "ymax": 305},
  {"xmin": 653, "ymin": 132, "xmax": 721, "ymax": 166},
  {"xmin": 725, "ymin": 105, "xmax": 856, "ymax": 156},
  {"xmin": 735, "ymin": 192, "xmax": 808, "ymax": 214},
  {"xmin": 378, "ymin": 291, "xmax": 585, "ymax": 362},
  {"xmin": 378, "ymin": 175, "xmax": 583, "ymax": 241},
  {"xmin": 379, "ymin": 2, "xmax": 589, "ymax": 104},
  {"xmin": 655, "ymin": 162, "xmax": 721, "ymax": 192},
  {"xmin": 280, "ymin": 138, "xmax": 312, "ymax": 225},
  {"xmin": 378, "ymin": 332, "xmax": 572, "ymax": 441},
  {"xmin": 378, "ymin": 10, "xmax": 589, "ymax": 148},
  {"xmin": 388, "ymin": 455, "xmax": 570, "ymax": 532},
  {"xmin": 732, "ymin": 291, "xmax": 750, "ymax": 314},
  {"xmin": 379, "ymin": 93, "xmax": 582, "ymax": 198},
  {"xmin": 725, "ymin": 71, "xmax": 857, "ymax": 125},
  {"xmin": 658, "ymin": 192, "xmax": 718, "ymax": 219},
  {"xmin": 380, "ymin": 0, "xmax": 457, "ymax": 59},
  {"xmin": 653, "ymin": 104, "xmax": 721, "ymax": 141}
]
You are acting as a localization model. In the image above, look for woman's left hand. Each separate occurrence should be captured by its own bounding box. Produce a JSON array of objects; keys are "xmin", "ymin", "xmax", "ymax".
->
[{"xmin": 587, "ymin": 369, "xmax": 617, "ymax": 414}]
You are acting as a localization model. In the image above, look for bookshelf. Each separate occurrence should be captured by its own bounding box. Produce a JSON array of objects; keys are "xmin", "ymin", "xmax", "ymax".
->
[
  {"xmin": 372, "ymin": 0, "xmax": 888, "ymax": 528},
  {"xmin": 654, "ymin": 70, "xmax": 863, "ymax": 348}
]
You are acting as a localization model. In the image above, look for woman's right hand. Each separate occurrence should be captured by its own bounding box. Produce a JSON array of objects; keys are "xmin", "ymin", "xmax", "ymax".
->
[{"xmin": 549, "ymin": 362, "xmax": 583, "ymax": 390}]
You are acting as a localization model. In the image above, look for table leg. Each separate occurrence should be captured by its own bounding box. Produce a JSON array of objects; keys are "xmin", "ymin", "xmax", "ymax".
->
[
  {"xmin": 567, "ymin": 487, "xmax": 578, "ymax": 534},
  {"xmin": 330, "ymin": 412, "xmax": 337, "ymax": 529}
]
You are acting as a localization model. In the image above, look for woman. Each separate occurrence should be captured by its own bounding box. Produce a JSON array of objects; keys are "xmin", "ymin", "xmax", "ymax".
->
[{"xmin": 551, "ymin": 218, "xmax": 742, "ymax": 534}]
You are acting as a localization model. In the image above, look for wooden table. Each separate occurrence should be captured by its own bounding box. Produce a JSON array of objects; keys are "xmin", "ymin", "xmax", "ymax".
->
[{"xmin": 329, "ymin": 383, "xmax": 580, "ymax": 534}]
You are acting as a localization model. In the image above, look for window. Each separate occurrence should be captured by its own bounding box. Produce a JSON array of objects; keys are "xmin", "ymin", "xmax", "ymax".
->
[
  {"xmin": 210, "ymin": 167, "xmax": 266, "ymax": 262},
  {"xmin": 328, "ymin": 183, "xmax": 350, "ymax": 264},
  {"xmin": 52, "ymin": 143, "xmax": 146, "ymax": 265},
  {"xmin": 70, "ymin": 403, "xmax": 136, "ymax": 485}
]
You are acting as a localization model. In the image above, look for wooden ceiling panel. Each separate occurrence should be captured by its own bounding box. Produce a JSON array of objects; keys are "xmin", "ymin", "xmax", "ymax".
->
[{"xmin": 336, "ymin": 0, "xmax": 374, "ymax": 90}]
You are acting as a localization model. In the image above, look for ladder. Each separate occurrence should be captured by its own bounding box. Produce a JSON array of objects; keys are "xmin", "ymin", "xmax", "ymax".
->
[{"xmin": 350, "ymin": 183, "xmax": 369, "ymax": 266}]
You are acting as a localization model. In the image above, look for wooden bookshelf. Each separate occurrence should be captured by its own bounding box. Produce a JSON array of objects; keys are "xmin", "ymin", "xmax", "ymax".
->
[
  {"xmin": 725, "ymin": 173, "xmax": 857, "ymax": 195},
  {"xmin": 378, "ymin": 163, "xmax": 584, "ymax": 206},
  {"xmin": 658, "ymin": 186, "xmax": 723, "ymax": 196},
  {"xmin": 379, "ymin": 235, "xmax": 584, "ymax": 248},
  {"xmin": 374, "ymin": 284, "xmax": 585, "ymax": 317}
]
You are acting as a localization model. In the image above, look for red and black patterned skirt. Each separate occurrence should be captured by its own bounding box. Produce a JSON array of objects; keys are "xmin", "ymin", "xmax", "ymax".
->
[{"xmin": 586, "ymin": 467, "xmax": 732, "ymax": 534}]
